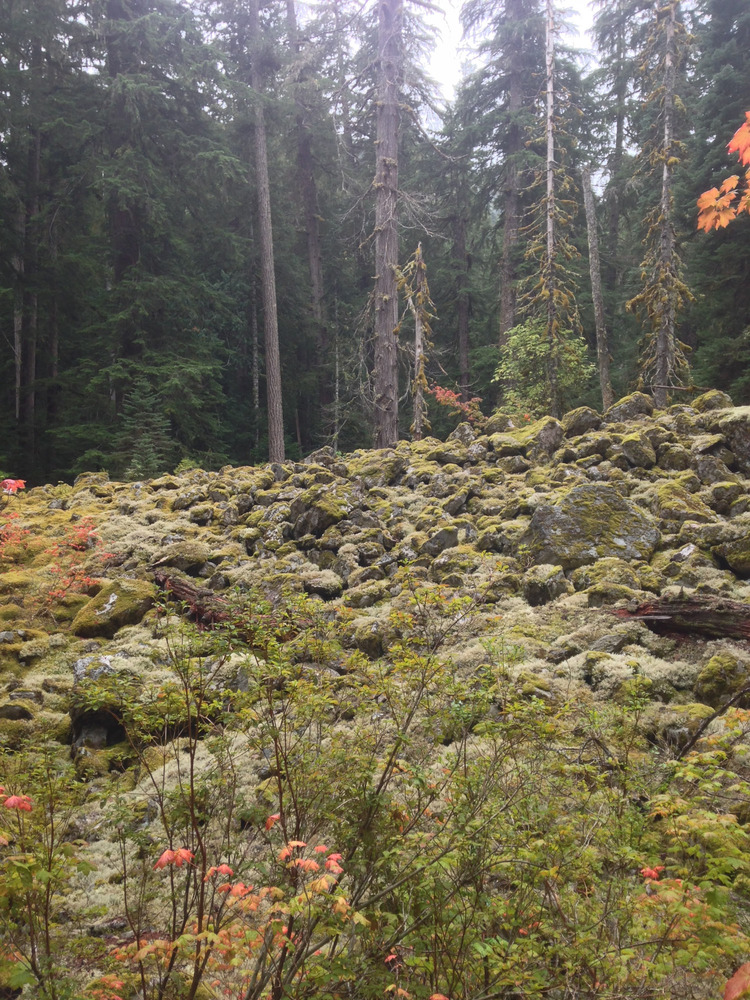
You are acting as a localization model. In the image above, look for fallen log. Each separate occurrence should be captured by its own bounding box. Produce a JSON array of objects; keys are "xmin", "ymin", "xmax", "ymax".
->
[
  {"xmin": 152, "ymin": 570, "xmax": 306, "ymax": 648},
  {"xmin": 611, "ymin": 594, "xmax": 750, "ymax": 642},
  {"xmin": 153, "ymin": 570, "xmax": 231, "ymax": 628}
]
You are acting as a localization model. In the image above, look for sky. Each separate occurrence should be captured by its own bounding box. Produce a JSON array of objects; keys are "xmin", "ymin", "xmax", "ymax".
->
[{"xmin": 428, "ymin": 0, "xmax": 597, "ymax": 99}]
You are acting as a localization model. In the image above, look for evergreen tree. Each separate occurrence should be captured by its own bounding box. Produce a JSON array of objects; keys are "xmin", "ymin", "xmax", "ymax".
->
[
  {"xmin": 685, "ymin": 0, "xmax": 750, "ymax": 401},
  {"xmin": 627, "ymin": 0, "xmax": 693, "ymax": 406}
]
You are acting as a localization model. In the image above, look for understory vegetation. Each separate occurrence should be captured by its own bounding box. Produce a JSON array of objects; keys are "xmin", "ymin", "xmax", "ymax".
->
[{"xmin": 2, "ymin": 586, "xmax": 750, "ymax": 1000}]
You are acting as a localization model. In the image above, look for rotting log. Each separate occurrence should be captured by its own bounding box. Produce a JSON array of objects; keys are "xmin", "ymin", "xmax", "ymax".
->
[
  {"xmin": 152, "ymin": 571, "xmax": 305, "ymax": 649},
  {"xmin": 611, "ymin": 595, "xmax": 750, "ymax": 642},
  {"xmin": 153, "ymin": 570, "xmax": 231, "ymax": 629}
]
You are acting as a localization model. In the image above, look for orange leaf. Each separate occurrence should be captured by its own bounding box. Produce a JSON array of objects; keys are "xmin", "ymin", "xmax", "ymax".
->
[
  {"xmin": 728, "ymin": 113, "xmax": 750, "ymax": 166},
  {"xmin": 725, "ymin": 963, "xmax": 750, "ymax": 1000},
  {"xmin": 720, "ymin": 174, "xmax": 740, "ymax": 194}
]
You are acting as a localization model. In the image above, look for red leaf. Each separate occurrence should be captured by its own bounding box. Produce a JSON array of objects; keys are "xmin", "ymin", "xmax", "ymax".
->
[
  {"xmin": 725, "ymin": 964, "xmax": 750, "ymax": 1000},
  {"xmin": 3, "ymin": 794, "xmax": 32, "ymax": 811},
  {"xmin": 265, "ymin": 812, "xmax": 280, "ymax": 831}
]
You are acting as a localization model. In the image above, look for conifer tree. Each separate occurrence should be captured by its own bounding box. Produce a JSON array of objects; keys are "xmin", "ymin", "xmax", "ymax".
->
[{"xmin": 627, "ymin": 0, "xmax": 692, "ymax": 406}]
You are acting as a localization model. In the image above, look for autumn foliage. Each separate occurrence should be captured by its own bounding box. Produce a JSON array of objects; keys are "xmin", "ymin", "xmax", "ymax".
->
[{"xmin": 697, "ymin": 111, "xmax": 750, "ymax": 231}]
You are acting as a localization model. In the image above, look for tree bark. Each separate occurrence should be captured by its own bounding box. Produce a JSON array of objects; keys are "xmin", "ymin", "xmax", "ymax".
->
[
  {"xmin": 285, "ymin": 1, "xmax": 328, "ymax": 363},
  {"xmin": 544, "ymin": 0, "xmax": 561, "ymax": 418},
  {"xmin": 411, "ymin": 244, "xmax": 427, "ymax": 440},
  {"xmin": 453, "ymin": 208, "xmax": 471, "ymax": 399},
  {"xmin": 582, "ymin": 167, "xmax": 614, "ymax": 410},
  {"xmin": 653, "ymin": 0, "xmax": 677, "ymax": 409},
  {"xmin": 373, "ymin": 0, "xmax": 402, "ymax": 450},
  {"xmin": 249, "ymin": 0, "xmax": 285, "ymax": 463},
  {"xmin": 499, "ymin": 0, "xmax": 525, "ymax": 341},
  {"xmin": 612, "ymin": 595, "xmax": 750, "ymax": 643}
]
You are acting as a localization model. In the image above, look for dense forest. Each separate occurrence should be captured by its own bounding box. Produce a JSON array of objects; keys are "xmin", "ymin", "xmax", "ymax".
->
[{"xmin": 1, "ymin": 0, "xmax": 748, "ymax": 484}]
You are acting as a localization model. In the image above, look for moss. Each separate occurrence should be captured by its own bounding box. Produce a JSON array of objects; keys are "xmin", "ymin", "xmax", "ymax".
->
[
  {"xmin": 71, "ymin": 579, "xmax": 156, "ymax": 639},
  {"xmin": 619, "ymin": 432, "xmax": 656, "ymax": 468},
  {"xmin": 49, "ymin": 591, "xmax": 92, "ymax": 623},
  {"xmin": 692, "ymin": 389, "xmax": 733, "ymax": 412},
  {"xmin": 517, "ymin": 670, "xmax": 552, "ymax": 698},
  {"xmin": 605, "ymin": 392, "xmax": 654, "ymax": 421},
  {"xmin": 694, "ymin": 651, "xmax": 749, "ymax": 707},
  {"xmin": 586, "ymin": 583, "xmax": 645, "ymax": 607},
  {"xmin": 0, "ymin": 570, "xmax": 34, "ymax": 595},
  {"xmin": 642, "ymin": 701, "xmax": 715, "ymax": 747},
  {"xmin": 712, "ymin": 535, "xmax": 750, "ymax": 576},
  {"xmin": 570, "ymin": 557, "xmax": 640, "ymax": 592},
  {"xmin": 0, "ymin": 603, "xmax": 24, "ymax": 621},
  {"xmin": 525, "ymin": 483, "xmax": 661, "ymax": 570}
]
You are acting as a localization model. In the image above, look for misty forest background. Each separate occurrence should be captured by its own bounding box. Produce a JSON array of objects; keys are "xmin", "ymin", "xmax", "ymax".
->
[{"xmin": 1, "ymin": 0, "xmax": 748, "ymax": 485}]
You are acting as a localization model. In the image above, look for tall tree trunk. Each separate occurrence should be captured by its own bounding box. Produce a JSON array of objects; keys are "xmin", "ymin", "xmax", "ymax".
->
[
  {"xmin": 544, "ymin": 0, "xmax": 561, "ymax": 418},
  {"xmin": 285, "ymin": 1, "xmax": 328, "ymax": 362},
  {"xmin": 453, "ymin": 207, "xmax": 471, "ymax": 399},
  {"xmin": 653, "ymin": 1, "xmax": 676, "ymax": 409},
  {"xmin": 20, "ymin": 44, "xmax": 43, "ymax": 464},
  {"xmin": 249, "ymin": 0, "xmax": 285, "ymax": 463},
  {"xmin": 13, "ymin": 205, "xmax": 24, "ymax": 424},
  {"xmin": 411, "ymin": 244, "xmax": 427, "ymax": 440},
  {"xmin": 604, "ymin": 11, "xmax": 628, "ymax": 303},
  {"xmin": 499, "ymin": 0, "xmax": 525, "ymax": 340},
  {"xmin": 373, "ymin": 0, "xmax": 402, "ymax": 449},
  {"xmin": 582, "ymin": 168, "xmax": 614, "ymax": 410}
]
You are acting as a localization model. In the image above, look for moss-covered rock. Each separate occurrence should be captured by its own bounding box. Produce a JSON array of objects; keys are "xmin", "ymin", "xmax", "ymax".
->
[
  {"xmin": 692, "ymin": 389, "xmax": 733, "ymax": 412},
  {"xmin": 712, "ymin": 534, "xmax": 750, "ymax": 576},
  {"xmin": 570, "ymin": 557, "xmax": 641, "ymax": 592},
  {"xmin": 290, "ymin": 483, "xmax": 356, "ymax": 537},
  {"xmin": 619, "ymin": 432, "xmax": 656, "ymax": 468},
  {"xmin": 562, "ymin": 406, "xmax": 601, "ymax": 437},
  {"xmin": 605, "ymin": 392, "xmax": 654, "ymax": 422},
  {"xmin": 522, "ymin": 564, "xmax": 572, "ymax": 606},
  {"xmin": 653, "ymin": 483, "xmax": 716, "ymax": 524},
  {"xmin": 510, "ymin": 416, "xmax": 564, "ymax": 460},
  {"xmin": 71, "ymin": 579, "xmax": 156, "ymax": 638},
  {"xmin": 694, "ymin": 651, "xmax": 750, "ymax": 707},
  {"xmin": 707, "ymin": 406, "xmax": 750, "ymax": 473},
  {"xmin": 524, "ymin": 484, "xmax": 661, "ymax": 570},
  {"xmin": 153, "ymin": 540, "xmax": 214, "ymax": 574}
]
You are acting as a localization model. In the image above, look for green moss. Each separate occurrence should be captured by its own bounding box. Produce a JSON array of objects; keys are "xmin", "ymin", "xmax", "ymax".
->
[
  {"xmin": 694, "ymin": 652, "xmax": 749, "ymax": 707},
  {"xmin": 712, "ymin": 535, "xmax": 750, "ymax": 576},
  {"xmin": 0, "ymin": 570, "xmax": 34, "ymax": 595},
  {"xmin": 654, "ymin": 483, "xmax": 715, "ymax": 523},
  {"xmin": 0, "ymin": 603, "xmax": 24, "ymax": 621},
  {"xmin": 525, "ymin": 483, "xmax": 661, "ymax": 570},
  {"xmin": 71, "ymin": 579, "xmax": 156, "ymax": 639},
  {"xmin": 586, "ymin": 583, "xmax": 644, "ymax": 607}
]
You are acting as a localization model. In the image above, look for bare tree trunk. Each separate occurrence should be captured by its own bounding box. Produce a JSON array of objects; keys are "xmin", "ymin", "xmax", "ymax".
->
[
  {"xmin": 249, "ymin": 0, "xmax": 285, "ymax": 463},
  {"xmin": 411, "ymin": 244, "xmax": 427, "ymax": 440},
  {"xmin": 13, "ymin": 205, "xmax": 24, "ymax": 424},
  {"xmin": 285, "ymin": 0, "xmax": 327, "ymax": 363},
  {"xmin": 373, "ymin": 0, "xmax": 402, "ymax": 449},
  {"xmin": 544, "ymin": 0, "xmax": 561, "ymax": 418},
  {"xmin": 605, "ymin": 28, "xmax": 627, "ymax": 302},
  {"xmin": 499, "ymin": 0, "xmax": 525, "ymax": 341},
  {"xmin": 653, "ymin": 1, "xmax": 676, "ymax": 409},
  {"xmin": 452, "ymin": 205, "xmax": 471, "ymax": 399},
  {"xmin": 582, "ymin": 168, "xmax": 613, "ymax": 410}
]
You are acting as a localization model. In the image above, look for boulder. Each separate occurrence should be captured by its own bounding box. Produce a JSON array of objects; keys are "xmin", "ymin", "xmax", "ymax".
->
[
  {"xmin": 694, "ymin": 651, "xmax": 750, "ymax": 708},
  {"xmin": 707, "ymin": 406, "xmax": 750, "ymax": 473},
  {"xmin": 605, "ymin": 392, "xmax": 654, "ymax": 422},
  {"xmin": 71, "ymin": 579, "xmax": 156, "ymax": 639},
  {"xmin": 524, "ymin": 484, "xmax": 661, "ymax": 570}
]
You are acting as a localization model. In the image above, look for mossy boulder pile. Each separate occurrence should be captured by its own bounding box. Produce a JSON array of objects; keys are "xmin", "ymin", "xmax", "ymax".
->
[{"xmin": 1, "ymin": 388, "xmax": 750, "ymax": 750}]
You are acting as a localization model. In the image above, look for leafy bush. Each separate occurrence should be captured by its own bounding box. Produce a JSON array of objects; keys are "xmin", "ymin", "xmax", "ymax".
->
[
  {"xmin": 494, "ymin": 320, "xmax": 595, "ymax": 418},
  {"xmin": 2, "ymin": 586, "xmax": 750, "ymax": 999}
]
